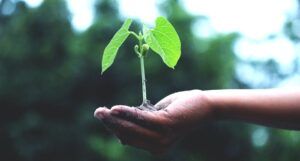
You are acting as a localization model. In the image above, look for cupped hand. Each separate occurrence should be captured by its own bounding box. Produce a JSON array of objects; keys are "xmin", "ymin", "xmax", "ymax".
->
[{"xmin": 94, "ymin": 90, "xmax": 215, "ymax": 155}]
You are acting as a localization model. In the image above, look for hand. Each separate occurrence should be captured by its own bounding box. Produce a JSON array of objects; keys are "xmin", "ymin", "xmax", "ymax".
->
[{"xmin": 94, "ymin": 90, "xmax": 215, "ymax": 155}]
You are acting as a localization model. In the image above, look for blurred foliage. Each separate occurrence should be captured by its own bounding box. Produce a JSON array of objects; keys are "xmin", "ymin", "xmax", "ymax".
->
[{"xmin": 0, "ymin": 0, "xmax": 300, "ymax": 161}]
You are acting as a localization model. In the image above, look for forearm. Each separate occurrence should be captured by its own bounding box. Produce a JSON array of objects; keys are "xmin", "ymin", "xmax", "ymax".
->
[{"xmin": 206, "ymin": 89, "xmax": 300, "ymax": 130}]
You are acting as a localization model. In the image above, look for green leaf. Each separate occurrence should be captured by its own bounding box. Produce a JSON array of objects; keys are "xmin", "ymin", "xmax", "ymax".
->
[
  {"xmin": 101, "ymin": 19, "xmax": 132, "ymax": 74},
  {"xmin": 143, "ymin": 17, "xmax": 181, "ymax": 68}
]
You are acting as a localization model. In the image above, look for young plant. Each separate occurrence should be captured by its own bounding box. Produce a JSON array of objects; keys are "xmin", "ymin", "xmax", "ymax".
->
[{"xmin": 101, "ymin": 17, "xmax": 181, "ymax": 110}]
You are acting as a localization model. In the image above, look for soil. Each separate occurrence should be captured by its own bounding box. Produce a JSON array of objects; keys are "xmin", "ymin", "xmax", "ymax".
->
[{"xmin": 137, "ymin": 100, "xmax": 157, "ymax": 111}]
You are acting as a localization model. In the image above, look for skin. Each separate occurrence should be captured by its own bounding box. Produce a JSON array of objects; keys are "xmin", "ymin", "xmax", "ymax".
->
[{"xmin": 94, "ymin": 89, "xmax": 300, "ymax": 155}]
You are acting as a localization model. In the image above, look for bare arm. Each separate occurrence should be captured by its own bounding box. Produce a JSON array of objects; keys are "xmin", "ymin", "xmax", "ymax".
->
[
  {"xmin": 207, "ymin": 89, "xmax": 300, "ymax": 130},
  {"xmin": 94, "ymin": 89, "xmax": 300, "ymax": 154}
]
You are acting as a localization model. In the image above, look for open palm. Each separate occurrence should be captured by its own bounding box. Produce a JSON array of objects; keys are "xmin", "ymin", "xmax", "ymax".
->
[{"xmin": 94, "ymin": 90, "xmax": 215, "ymax": 154}]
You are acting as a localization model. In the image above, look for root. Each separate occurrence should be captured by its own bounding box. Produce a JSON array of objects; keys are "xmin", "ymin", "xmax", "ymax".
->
[{"xmin": 137, "ymin": 100, "xmax": 157, "ymax": 111}]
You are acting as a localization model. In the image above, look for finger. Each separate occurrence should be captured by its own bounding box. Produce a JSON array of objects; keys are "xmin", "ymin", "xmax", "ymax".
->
[
  {"xmin": 110, "ymin": 105, "xmax": 171, "ymax": 131},
  {"xmin": 94, "ymin": 107, "xmax": 120, "ymax": 134},
  {"xmin": 155, "ymin": 95, "xmax": 175, "ymax": 110},
  {"xmin": 94, "ymin": 107, "xmax": 109, "ymax": 120},
  {"xmin": 99, "ymin": 112, "xmax": 163, "ymax": 151},
  {"xmin": 95, "ymin": 108, "xmax": 172, "ymax": 153},
  {"xmin": 99, "ymin": 109, "xmax": 161, "ymax": 140}
]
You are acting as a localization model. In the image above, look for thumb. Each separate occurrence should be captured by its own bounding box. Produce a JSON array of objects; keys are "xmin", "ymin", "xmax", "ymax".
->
[{"xmin": 155, "ymin": 94, "xmax": 177, "ymax": 110}]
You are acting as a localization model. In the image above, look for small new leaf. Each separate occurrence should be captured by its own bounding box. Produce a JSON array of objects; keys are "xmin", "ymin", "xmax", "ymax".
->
[
  {"xmin": 101, "ymin": 19, "xmax": 132, "ymax": 74},
  {"xmin": 143, "ymin": 17, "xmax": 181, "ymax": 68}
]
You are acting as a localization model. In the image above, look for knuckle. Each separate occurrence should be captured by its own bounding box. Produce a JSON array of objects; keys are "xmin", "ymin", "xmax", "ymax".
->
[{"xmin": 111, "ymin": 105, "xmax": 122, "ymax": 111}]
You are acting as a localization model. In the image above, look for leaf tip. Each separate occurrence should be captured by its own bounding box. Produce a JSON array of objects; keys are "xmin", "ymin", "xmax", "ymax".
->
[
  {"xmin": 165, "ymin": 63, "xmax": 176, "ymax": 69},
  {"xmin": 101, "ymin": 66, "xmax": 107, "ymax": 75}
]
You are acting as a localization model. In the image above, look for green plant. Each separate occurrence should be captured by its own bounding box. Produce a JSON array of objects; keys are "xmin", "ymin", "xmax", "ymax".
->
[{"xmin": 101, "ymin": 17, "xmax": 181, "ymax": 110}]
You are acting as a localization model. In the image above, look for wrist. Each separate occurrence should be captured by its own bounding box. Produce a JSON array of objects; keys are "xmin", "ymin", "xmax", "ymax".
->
[
  {"xmin": 204, "ymin": 90, "xmax": 226, "ymax": 121},
  {"xmin": 189, "ymin": 89, "xmax": 223, "ymax": 122}
]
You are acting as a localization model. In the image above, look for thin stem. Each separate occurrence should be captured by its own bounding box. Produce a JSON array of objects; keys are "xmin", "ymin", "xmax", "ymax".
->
[
  {"xmin": 140, "ymin": 55, "xmax": 147, "ymax": 103},
  {"xmin": 137, "ymin": 33, "xmax": 148, "ymax": 103},
  {"xmin": 130, "ymin": 31, "xmax": 148, "ymax": 103},
  {"xmin": 129, "ymin": 31, "xmax": 140, "ymax": 40}
]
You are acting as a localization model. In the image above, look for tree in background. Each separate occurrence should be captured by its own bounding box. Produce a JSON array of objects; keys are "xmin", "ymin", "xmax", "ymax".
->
[{"xmin": 1, "ymin": 0, "xmax": 300, "ymax": 161}]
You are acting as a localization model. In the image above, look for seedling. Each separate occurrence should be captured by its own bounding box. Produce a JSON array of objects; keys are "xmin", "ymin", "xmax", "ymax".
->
[{"xmin": 101, "ymin": 17, "xmax": 181, "ymax": 110}]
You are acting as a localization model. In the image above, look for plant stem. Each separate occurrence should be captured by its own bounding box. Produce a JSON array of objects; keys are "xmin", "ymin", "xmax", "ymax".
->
[
  {"xmin": 129, "ymin": 31, "xmax": 140, "ymax": 40},
  {"xmin": 137, "ymin": 32, "xmax": 148, "ymax": 103},
  {"xmin": 140, "ymin": 55, "xmax": 147, "ymax": 103},
  {"xmin": 131, "ymin": 31, "xmax": 148, "ymax": 104}
]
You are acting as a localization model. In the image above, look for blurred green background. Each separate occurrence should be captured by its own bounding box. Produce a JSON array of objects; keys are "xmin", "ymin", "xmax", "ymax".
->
[{"xmin": 1, "ymin": 0, "xmax": 300, "ymax": 161}]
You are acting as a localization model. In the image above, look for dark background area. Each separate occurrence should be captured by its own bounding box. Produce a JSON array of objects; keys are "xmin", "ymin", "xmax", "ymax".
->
[{"xmin": 1, "ymin": 0, "xmax": 300, "ymax": 161}]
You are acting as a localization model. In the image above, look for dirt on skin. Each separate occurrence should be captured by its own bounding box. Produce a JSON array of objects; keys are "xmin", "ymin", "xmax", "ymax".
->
[{"xmin": 137, "ymin": 100, "xmax": 157, "ymax": 111}]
